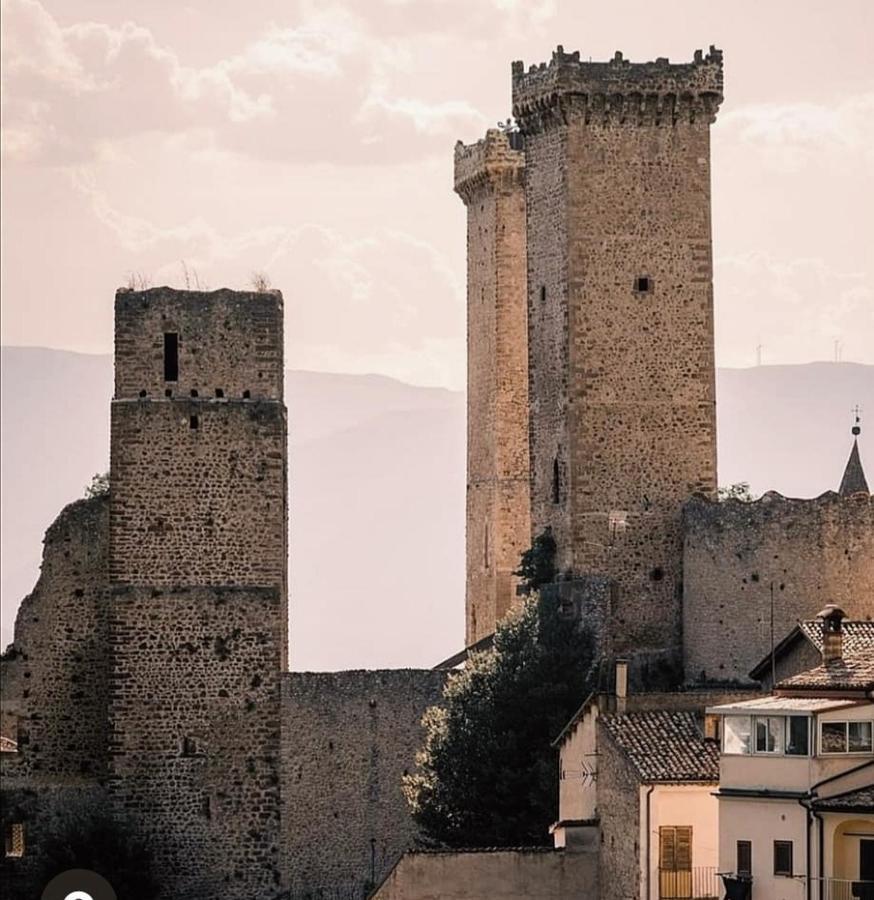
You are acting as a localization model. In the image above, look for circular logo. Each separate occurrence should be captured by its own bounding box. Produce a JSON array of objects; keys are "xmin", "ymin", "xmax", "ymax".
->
[{"xmin": 41, "ymin": 869, "xmax": 117, "ymax": 900}]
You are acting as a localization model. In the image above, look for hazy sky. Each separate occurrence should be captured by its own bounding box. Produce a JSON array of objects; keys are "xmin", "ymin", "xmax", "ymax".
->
[{"xmin": 2, "ymin": 0, "xmax": 873, "ymax": 389}]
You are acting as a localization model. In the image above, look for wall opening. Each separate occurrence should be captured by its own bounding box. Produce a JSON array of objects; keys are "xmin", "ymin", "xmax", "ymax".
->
[
  {"xmin": 138, "ymin": 390, "xmax": 147, "ymax": 398},
  {"xmin": 540, "ymin": 285, "xmax": 547, "ymax": 303},
  {"xmin": 189, "ymin": 415, "xmax": 199, "ymax": 430},
  {"xmin": 165, "ymin": 388, "xmax": 173, "ymax": 398},
  {"xmin": 633, "ymin": 275, "xmax": 653, "ymax": 294},
  {"xmin": 163, "ymin": 333, "xmax": 179, "ymax": 381},
  {"xmin": 215, "ymin": 388, "xmax": 224, "ymax": 398},
  {"xmin": 552, "ymin": 457, "xmax": 561, "ymax": 504},
  {"xmin": 190, "ymin": 389, "xmax": 198, "ymax": 398},
  {"xmin": 484, "ymin": 523, "xmax": 490, "ymax": 570},
  {"xmin": 4, "ymin": 823, "xmax": 24, "ymax": 858},
  {"xmin": 243, "ymin": 390, "xmax": 251, "ymax": 399}
]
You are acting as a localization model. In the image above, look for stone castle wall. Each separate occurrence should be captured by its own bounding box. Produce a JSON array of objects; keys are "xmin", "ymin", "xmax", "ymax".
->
[
  {"xmin": 281, "ymin": 669, "xmax": 446, "ymax": 897},
  {"xmin": 683, "ymin": 492, "xmax": 874, "ymax": 683},
  {"xmin": 108, "ymin": 586, "xmax": 284, "ymax": 899},
  {"xmin": 455, "ymin": 131, "xmax": 530, "ymax": 645},
  {"xmin": 514, "ymin": 48, "xmax": 721, "ymax": 656}
]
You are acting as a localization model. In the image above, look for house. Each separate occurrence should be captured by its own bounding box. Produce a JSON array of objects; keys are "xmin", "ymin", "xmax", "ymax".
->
[{"xmin": 708, "ymin": 606, "xmax": 874, "ymax": 900}]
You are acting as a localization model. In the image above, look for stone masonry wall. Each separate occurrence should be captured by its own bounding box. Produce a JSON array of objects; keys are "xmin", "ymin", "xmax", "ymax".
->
[
  {"xmin": 281, "ymin": 669, "xmax": 446, "ymax": 897},
  {"xmin": 108, "ymin": 586, "xmax": 284, "ymax": 900},
  {"xmin": 683, "ymin": 492, "xmax": 874, "ymax": 683},
  {"xmin": 114, "ymin": 287, "xmax": 284, "ymax": 401},
  {"xmin": 514, "ymin": 48, "xmax": 722, "ymax": 657},
  {"xmin": 109, "ymin": 399, "xmax": 287, "ymax": 592},
  {"xmin": 455, "ymin": 131, "xmax": 530, "ymax": 645}
]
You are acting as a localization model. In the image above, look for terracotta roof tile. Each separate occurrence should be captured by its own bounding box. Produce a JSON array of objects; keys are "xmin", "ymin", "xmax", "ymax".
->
[{"xmin": 813, "ymin": 786, "xmax": 874, "ymax": 812}]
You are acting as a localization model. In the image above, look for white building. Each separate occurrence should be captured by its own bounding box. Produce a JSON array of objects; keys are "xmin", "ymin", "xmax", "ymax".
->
[{"xmin": 708, "ymin": 606, "xmax": 874, "ymax": 900}]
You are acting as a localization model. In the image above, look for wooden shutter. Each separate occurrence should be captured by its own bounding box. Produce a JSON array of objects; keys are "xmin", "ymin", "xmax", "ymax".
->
[
  {"xmin": 660, "ymin": 826, "xmax": 693, "ymax": 900},
  {"xmin": 660, "ymin": 827, "xmax": 677, "ymax": 870},
  {"xmin": 676, "ymin": 827, "xmax": 693, "ymax": 871}
]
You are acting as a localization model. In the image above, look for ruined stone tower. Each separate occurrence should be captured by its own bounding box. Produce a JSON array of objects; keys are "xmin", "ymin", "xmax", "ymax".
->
[
  {"xmin": 109, "ymin": 287, "xmax": 288, "ymax": 898},
  {"xmin": 512, "ymin": 48, "xmax": 723, "ymax": 658},
  {"xmin": 454, "ymin": 129, "xmax": 531, "ymax": 645}
]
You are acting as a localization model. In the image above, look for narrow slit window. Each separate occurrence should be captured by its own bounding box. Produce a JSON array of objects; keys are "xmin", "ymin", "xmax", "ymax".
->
[
  {"xmin": 552, "ymin": 458, "xmax": 561, "ymax": 504},
  {"xmin": 163, "ymin": 333, "xmax": 179, "ymax": 382},
  {"xmin": 540, "ymin": 285, "xmax": 547, "ymax": 303},
  {"xmin": 189, "ymin": 415, "xmax": 199, "ymax": 430},
  {"xmin": 634, "ymin": 276, "xmax": 652, "ymax": 294},
  {"xmin": 737, "ymin": 841, "xmax": 752, "ymax": 876},
  {"xmin": 4, "ymin": 823, "xmax": 24, "ymax": 858}
]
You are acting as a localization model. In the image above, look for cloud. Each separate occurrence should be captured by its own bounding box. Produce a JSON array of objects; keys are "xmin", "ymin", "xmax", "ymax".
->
[
  {"xmin": 720, "ymin": 95, "xmax": 874, "ymax": 172},
  {"xmin": 1, "ymin": 0, "xmax": 489, "ymax": 166},
  {"xmin": 715, "ymin": 252, "xmax": 874, "ymax": 367}
]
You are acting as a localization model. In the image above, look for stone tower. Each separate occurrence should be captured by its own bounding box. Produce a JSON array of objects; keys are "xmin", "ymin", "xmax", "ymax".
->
[
  {"xmin": 108, "ymin": 287, "xmax": 288, "ymax": 898},
  {"xmin": 512, "ymin": 48, "xmax": 723, "ymax": 658},
  {"xmin": 455, "ymin": 129, "xmax": 530, "ymax": 645}
]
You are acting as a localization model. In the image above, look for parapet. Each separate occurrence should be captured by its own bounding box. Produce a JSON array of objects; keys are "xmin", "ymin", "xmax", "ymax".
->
[
  {"xmin": 114, "ymin": 286, "xmax": 284, "ymax": 401},
  {"xmin": 512, "ymin": 46, "xmax": 724, "ymax": 132},
  {"xmin": 453, "ymin": 128, "xmax": 525, "ymax": 204}
]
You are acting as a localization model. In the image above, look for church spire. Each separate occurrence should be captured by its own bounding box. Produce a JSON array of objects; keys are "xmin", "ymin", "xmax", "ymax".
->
[{"xmin": 839, "ymin": 408, "xmax": 869, "ymax": 496}]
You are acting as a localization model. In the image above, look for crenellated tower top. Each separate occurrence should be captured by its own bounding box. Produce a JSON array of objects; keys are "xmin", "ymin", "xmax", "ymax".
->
[
  {"xmin": 453, "ymin": 128, "xmax": 525, "ymax": 205},
  {"xmin": 512, "ymin": 46, "xmax": 724, "ymax": 133}
]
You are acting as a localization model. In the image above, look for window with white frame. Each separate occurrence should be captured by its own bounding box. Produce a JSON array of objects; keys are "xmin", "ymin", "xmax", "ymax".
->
[
  {"xmin": 820, "ymin": 720, "xmax": 873, "ymax": 755},
  {"xmin": 722, "ymin": 715, "xmax": 811, "ymax": 756}
]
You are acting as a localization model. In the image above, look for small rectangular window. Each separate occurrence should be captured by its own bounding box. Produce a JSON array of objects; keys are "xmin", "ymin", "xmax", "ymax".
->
[
  {"xmin": 634, "ymin": 275, "xmax": 652, "ymax": 294},
  {"xmin": 755, "ymin": 716, "xmax": 784, "ymax": 754},
  {"xmin": 189, "ymin": 415, "xmax": 199, "ymax": 430},
  {"xmin": 773, "ymin": 840, "xmax": 793, "ymax": 877},
  {"xmin": 785, "ymin": 716, "xmax": 809, "ymax": 756},
  {"xmin": 4, "ymin": 823, "xmax": 24, "ymax": 858},
  {"xmin": 163, "ymin": 333, "xmax": 179, "ymax": 382},
  {"xmin": 723, "ymin": 716, "xmax": 751, "ymax": 755},
  {"xmin": 849, "ymin": 721, "xmax": 873, "ymax": 752},
  {"xmin": 540, "ymin": 285, "xmax": 546, "ymax": 302},
  {"xmin": 737, "ymin": 841, "xmax": 752, "ymax": 876}
]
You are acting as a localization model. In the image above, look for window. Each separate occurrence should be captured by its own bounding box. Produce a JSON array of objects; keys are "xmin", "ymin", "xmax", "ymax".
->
[
  {"xmin": 755, "ymin": 716, "xmax": 784, "ymax": 754},
  {"xmin": 737, "ymin": 841, "xmax": 752, "ymax": 876},
  {"xmin": 163, "ymin": 332, "xmax": 179, "ymax": 382},
  {"xmin": 189, "ymin": 415, "xmax": 199, "ymax": 430},
  {"xmin": 634, "ymin": 275, "xmax": 653, "ymax": 294},
  {"xmin": 773, "ymin": 841, "xmax": 793, "ymax": 877},
  {"xmin": 483, "ymin": 524, "xmax": 490, "ymax": 570},
  {"xmin": 4, "ymin": 823, "xmax": 24, "ymax": 858},
  {"xmin": 540, "ymin": 285, "xmax": 546, "ymax": 303},
  {"xmin": 659, "ymin": 826, "xmax": 692, "ymax": 900},
  {"xmin": 821, "ymin": 720, "xmax": 874, "ymax": 754},
  {"xmin": 785, "ymin": 716, "xmax": 809, "ymax": 756},
  {"xmin": 723, "ymin": 716, "xmax": 752, "ymax": 755},
  {"xmin": 552, "ymin": 457, "xmax": 561, "ymax": 504}
]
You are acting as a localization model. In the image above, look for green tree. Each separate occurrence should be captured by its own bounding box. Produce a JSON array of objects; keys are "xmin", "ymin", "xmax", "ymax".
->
[
  {"xmin": 404, "ymin": 591, "xmax": 595, "ymax": 847},
  {"xmin": 717, "ymin": 481, "xmax": 755, "ymax": 502},
  {"xmin": 514, "ymin": 528, "xmax": 557, "ymax": 595},
  {"xmin": 84, "ymin": 471, "xmax": 110, "ymax": 498}
]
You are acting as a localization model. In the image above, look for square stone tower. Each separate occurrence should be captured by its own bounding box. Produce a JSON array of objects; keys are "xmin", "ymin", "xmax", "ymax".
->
[
  {"xmin": 455, "ymin": 130, "xmax": 531, "ymax": 645},
  {"xmin": 108, "ymin": 287, "xmax": 288, "ymax": 898},
  {"xmin": 513, "ymin": 48, "xmax": 723, "ymax": 657}
]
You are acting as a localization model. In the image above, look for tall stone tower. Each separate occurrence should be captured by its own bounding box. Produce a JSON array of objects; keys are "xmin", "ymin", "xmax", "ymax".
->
[
  {"xmin": 108, "ymin": 287, "xmax": 288, "ymax": 898},
  {"xmin": 455, "ymin": 130, "xmax": 531, "ymax": 645},
  {"xmin": 512, "ymin": 48, "xmax": 723, "ymax": 658}
]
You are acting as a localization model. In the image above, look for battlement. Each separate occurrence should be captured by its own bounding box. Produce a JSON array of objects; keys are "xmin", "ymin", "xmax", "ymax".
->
[
  {"xmin": 453, "ymin": 128, "xmax": 525, "ymax": 203},
  {"xmin": 512, "ymin": 46, "xmax": 723, "ymax": 132},
  {"xmin": 114, "ymin": 286, "xmax": 284, "ymax": 401}
]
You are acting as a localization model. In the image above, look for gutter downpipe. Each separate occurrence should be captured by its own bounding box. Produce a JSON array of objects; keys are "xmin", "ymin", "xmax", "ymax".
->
[{"xmin": 645, "ymin": 785, "xmax": 656, "ymax": 900}]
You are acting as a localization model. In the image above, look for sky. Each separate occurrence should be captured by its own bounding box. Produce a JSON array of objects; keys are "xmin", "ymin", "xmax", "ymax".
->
[{"xmin": 1, "ymin": 0, "xmax": 873, "ymax": 390}]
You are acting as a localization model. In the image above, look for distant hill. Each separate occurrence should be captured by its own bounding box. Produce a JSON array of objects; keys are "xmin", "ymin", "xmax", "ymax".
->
[{"xmin": 1, "ymin": 348, "xmax": 871, "ymax": 667}]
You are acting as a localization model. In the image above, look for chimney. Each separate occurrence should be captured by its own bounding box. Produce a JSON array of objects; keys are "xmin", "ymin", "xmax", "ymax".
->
[
  {"xmin": 615, "ymin": 659, "xmax": 628, "ymax": 714},
  {"xmin": 818, "ymin": 604, "xmax": 847, "ymax": 665}
]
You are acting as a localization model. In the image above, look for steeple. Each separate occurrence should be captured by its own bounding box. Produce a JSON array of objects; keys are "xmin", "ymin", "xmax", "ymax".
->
[{"xmin": 839, "ymin": 410, "xmax": 869, "ymax": 496}]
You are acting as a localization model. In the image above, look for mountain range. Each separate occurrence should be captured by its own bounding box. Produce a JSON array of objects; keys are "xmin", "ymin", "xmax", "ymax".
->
[{"xmin": 1, "ymin": 347, "xmax": 871, "ymax": 668}]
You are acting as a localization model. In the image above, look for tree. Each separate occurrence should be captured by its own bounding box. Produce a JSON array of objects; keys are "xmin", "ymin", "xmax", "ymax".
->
[
  {"xmin": 84, "ymin": 471, "xmax": 110, "ymax": 498},
  {"xmin": 403, "ymin": 591, "xmax": 596, "ymax": 847},
  {"xmin": 717, "ymin": 481, "xmax": 755, "ymax": 502},
  {"xmin": 514, "ymin": 528, "xmax": 557, "ymax": 596},
  {"xmin": 31, "ymin": 805, "xmax": 160, "ymax": 900}
]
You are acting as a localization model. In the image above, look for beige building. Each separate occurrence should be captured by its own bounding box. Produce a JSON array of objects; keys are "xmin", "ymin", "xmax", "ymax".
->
[{"xmin": 709, "ymin": 607, "xmax": 874, "ymax": 900}]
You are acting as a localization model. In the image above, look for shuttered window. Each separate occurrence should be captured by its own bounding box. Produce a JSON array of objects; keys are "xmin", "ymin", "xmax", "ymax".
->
[{"xmin": 660, "ymin": 826, "xmax": 693, "ymax": 899}]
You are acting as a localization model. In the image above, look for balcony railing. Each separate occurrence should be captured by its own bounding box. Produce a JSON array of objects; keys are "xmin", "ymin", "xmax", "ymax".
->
[
  {"xmin": 815, "ymin": 878, "xmax": 874, "ymax": 900},
  {"xmin": 659, "ymin": 867, "xmax": 721, "ymax": 900}
]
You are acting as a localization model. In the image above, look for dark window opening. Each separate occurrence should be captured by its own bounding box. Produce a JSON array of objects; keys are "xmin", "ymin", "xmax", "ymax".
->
[
  {"xmin": 139, "ymin": 390, "xmax": 147, "ymax": 398},
  {"xmin": 540, "ymin": 285, "xmax": 546, "ymax": 303},
  {"xmin": 190, "ymin": 389, "xmax": 198, "ymax": 398},
  {"xmin": 552, "ymin": 458, "xmax": 561, "ymax": 504},
  {"xmin": 737, "ymin": 840, "xmax": 752, "ymax": 876},
  {"xmin": 181, "ymin": 735, "xmax": 201, "ymax": 757},
  {"xmin": 215, "ymin": 389, "xmax": 224, "ymax": 398},
  {"xmin": 774, "ymin": 841, "xmax": 793, "ymax": 877},
  {"xmin": 189, "ymin": 415, "xmax": 199, "ymax": 430},
  {"xmin": 242, "ymin": 390, "xmax": 251, "ymax": 399},
  {"xmin": 165, "ymin": 388, "xmax": 172, "ymax": 398},
  {"xmin": 163, "ymin": 333, "xmax": 179, "ymax": 382},
  {"xmin": 634, "ymin": 276, "xmax": 652, "ymax": 294},
  {"xmin": 650, "ymin": 566, "xmax": 665, "ymax": 582}
]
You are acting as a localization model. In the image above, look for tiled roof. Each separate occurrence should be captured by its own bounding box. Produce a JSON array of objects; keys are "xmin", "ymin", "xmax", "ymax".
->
[
  {"xmin": 707, "ymin": 696, "xmax": 859, "ymax": 714},
  {"xmin": 777, "ymin": 657, "xmax": 874, "ymax": 693},
  {"xmin": 813, "ymin": 786, "xmax": 874, "ymax": 812},
  {"xmin": 797, "ymin": 620, "xmax": 874, "ymax": 657},
  {"xmin": 600, "ymin": 711, "xmax": 719, "ymax": 783}
]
